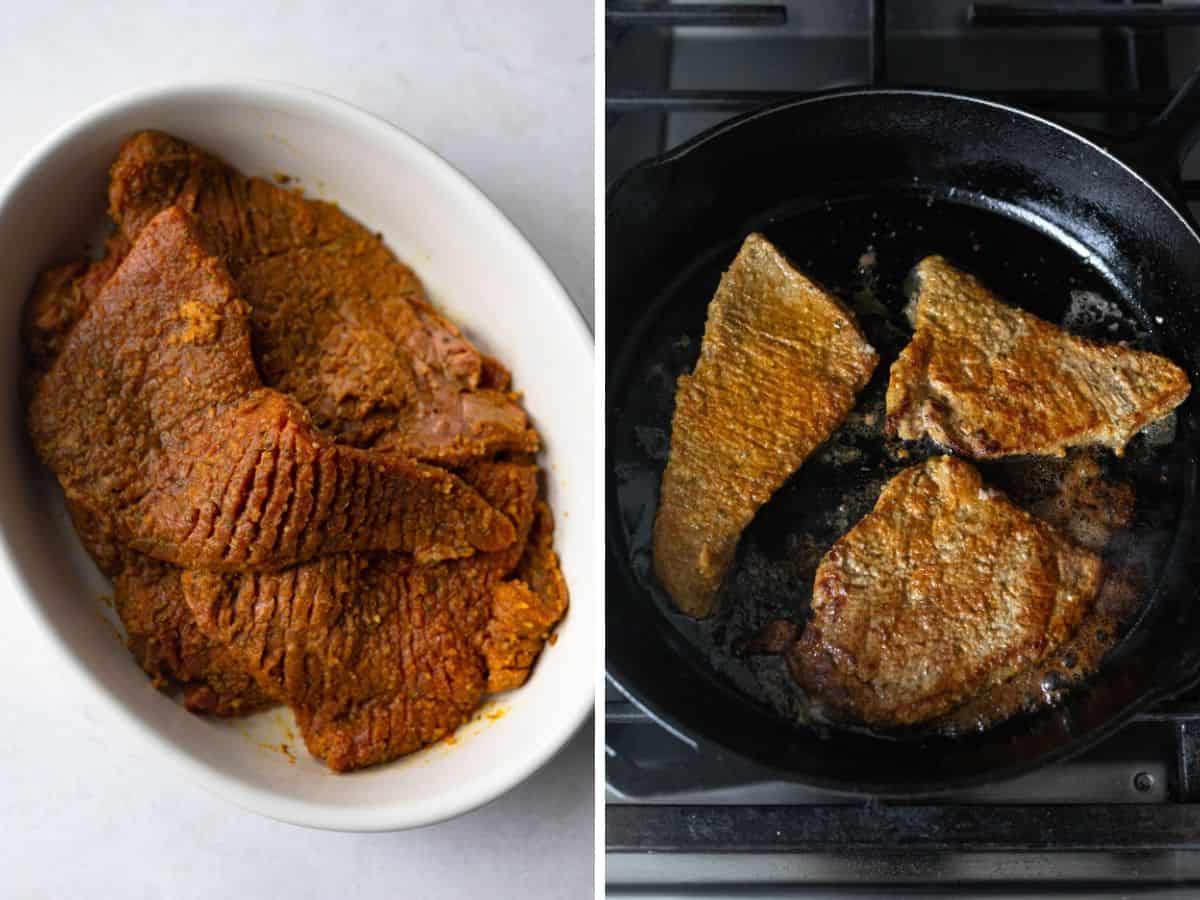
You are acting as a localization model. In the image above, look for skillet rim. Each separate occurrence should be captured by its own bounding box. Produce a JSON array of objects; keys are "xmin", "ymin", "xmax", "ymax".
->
[
  {"xmin": 607, "ymin": 85, "xmax": 1200, "ymax": 240},
  {"xmin": 605, "ymin": 85, "xmax": 1200, "ymax": 797}
]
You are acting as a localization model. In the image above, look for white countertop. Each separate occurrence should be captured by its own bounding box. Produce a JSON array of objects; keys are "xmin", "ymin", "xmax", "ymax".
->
[{"xmin": 0, "ymin": 2, "xmax": 594, "ymax": 897}]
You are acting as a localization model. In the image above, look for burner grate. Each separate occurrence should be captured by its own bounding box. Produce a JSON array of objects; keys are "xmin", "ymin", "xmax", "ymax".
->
[
  {"xmin": 970, "ymin": 3, "xmax": 1200, "ymax": 28},
  {"xmin": 606, "ymin": 0, "xmax": 1200, "ymax": 193},
  {"xmin": 607, "ymin": 691, "xmax": 1200, "ymax": 805},
  {"xmin": 606, "ymin": 2, "xmax": 788, "ymax": 27},
  {"xmin": 605, "ymin": 86, "xmax": 1178, "ymax": 112},
  {"xmin": 606, "ymin": 1, "xmax": 1200, "ymax": 885},
  {"xmin": 608, "ymin": 801, "xmax": 1200, "ymax": 852}
]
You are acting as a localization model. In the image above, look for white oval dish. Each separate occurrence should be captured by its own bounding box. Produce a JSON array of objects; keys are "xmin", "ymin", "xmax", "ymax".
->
[{"xmin": 0, "ymin": 81, "xmax": 593, "ymax": 831}]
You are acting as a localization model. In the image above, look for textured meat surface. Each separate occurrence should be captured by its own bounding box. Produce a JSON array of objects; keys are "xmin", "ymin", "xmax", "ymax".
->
[
  {"xmin": 790, "ymin": 456, "xmax": 1103, "ymax": 726},
  {"xmin": 887, "ymin": 256, "xmax": 1191, "ymax": 458},
  {"xmin": 28, "ymin": 207, "xmax": 514, "ymax": 570},
  {"xmin": 181, "ymin": 463, "xmax": 564, "ymax": 771},
  {"xmin": 24, "ymin": 137, "xmax": 567, "ymax": 758},
  {"xmin": 63, "ymin": 490, "xmax": 125, "ymax": 578},
  {"xmin": 65, "ymin": 481, "xmax": 268, "ymax": 716},
  {"xmin": 28, "ymin": 229, "xmax": 268, "ymax": 717},
  {"xmin": 481, "ymin": 500, "xmax": 570, "ymax": 693},
  {"xmin": 653, "ymin": 233, "xmax": 879, "ymax": 618},
  {"xmin": 23, "ymin": 230, "xmax": 130, "ymax": 384},
  {"xmin": 115, "ymin": 557, "xmax": 272, "ymax": 716},
  {"xmin": 108, "ymin": 131, "xmax": 538, "ymax": 465}
]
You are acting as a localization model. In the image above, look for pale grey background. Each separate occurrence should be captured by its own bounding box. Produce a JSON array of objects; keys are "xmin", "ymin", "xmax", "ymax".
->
[{"xmin": 0, "ymin": 1, "xmax": 594, "ymax": 897}]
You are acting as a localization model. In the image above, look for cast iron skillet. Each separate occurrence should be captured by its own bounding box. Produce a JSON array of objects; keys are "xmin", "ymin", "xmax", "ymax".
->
[{"xmin": 606, "ymin": 73, "xmax": 1200, "ymax": 795}]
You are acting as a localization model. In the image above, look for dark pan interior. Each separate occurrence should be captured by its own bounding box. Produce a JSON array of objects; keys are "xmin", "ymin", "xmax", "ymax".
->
[{"xmin": 606, "ymin": 90, "xmax": 1200, "ymax": 794}]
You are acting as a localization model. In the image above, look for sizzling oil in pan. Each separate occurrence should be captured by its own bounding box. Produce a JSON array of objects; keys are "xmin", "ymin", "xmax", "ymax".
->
[{"xmin": 610, "ymin": 191, "xmax": 1191, "ymax": 739}]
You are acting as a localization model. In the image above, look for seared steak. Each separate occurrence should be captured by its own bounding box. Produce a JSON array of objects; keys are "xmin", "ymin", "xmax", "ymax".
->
[
  {"xmin": 887, "ymin": 256, "xmax": 1190, "ymax": 458},
  {"xmin": 790, "ymin": 456, "xmax": 1102, "ymax": 726},
  {"xmin": 653, "ymin": 233, "xmax": 878, "ymax": 617}
]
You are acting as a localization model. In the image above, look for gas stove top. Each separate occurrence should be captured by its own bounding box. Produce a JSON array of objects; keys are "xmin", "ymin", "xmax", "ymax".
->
[
  {"xmin": 606, "ymin": 2, "xmax": 1200, "ymax": 894},
  {"xmin": 607, "ymin": 681, "xmax": 1200, "ymax": 892}
]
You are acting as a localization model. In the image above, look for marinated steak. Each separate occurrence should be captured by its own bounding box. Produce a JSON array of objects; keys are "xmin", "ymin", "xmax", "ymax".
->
[
  {"xmin": 106, "ymin": 130, "xmax": 538, "ymax": 465},
  {"xmin": 24, "ymin": 230, "xmax": 129, "ymax": 384},
  {"xmin": 28, "ymin": 207, "xmax": 515, "ymax": 571},
  {"xmin": 62, "ymin": 484, "xmax": 270, "ymax": 714},
  {"xmin": 887, "ymin": 256, "xmax": 1191, "ymax": 458},
  {"xmin": 653, "ymin": 233, "xmax": 878, "ymax": 618},
  {"xmin": 115, "ymin": 557, "xmax": 272, "ymax": 716},
  {"xmin": 481, "ymin": 499, "xmax": 570, "ymax": 693},
  {"xmin": 25, "ymin": 138, "xmax": 568, "ymax": 759},
  {"xmin": 790, "ymin": 456, "xmax": 1102, "ymax": 726},
  {"xmin": 180, "ymin": 462, "xmax": 564, "ymax": 771}
]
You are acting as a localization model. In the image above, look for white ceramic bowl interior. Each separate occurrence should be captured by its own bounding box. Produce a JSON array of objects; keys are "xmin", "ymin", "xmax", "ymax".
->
[{"xmin": 0, "ymin": 82, "xmax": 593, "ymax": 831}]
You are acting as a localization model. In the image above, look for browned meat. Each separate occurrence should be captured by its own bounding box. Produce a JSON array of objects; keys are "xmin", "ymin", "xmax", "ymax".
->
[
  {"xmin": 653, "ymin": 233, "xmax": 878, "ymax": 618},
  {"xmin": 887, "ymin": 256, "xmax": 1191, "ymax": 458},
  {"xmin": 180, "ymin": 462, "xmax": 561, "ymax": 771},
  {"xmin": 790, "ymin": 456, "xmax": 1102, "ymax": 726},
  {"xmin": 481, "ymin": 500, "xmax": 570, "ymax": 693},
  {"xmin": 28, "ymin": 207, "xmax": 515, "ymax": 571},
  {"xmin": 107, "ymin": 131, "xmax": 538, "ymax": 465},
  {"xmin": 114, "ymin": 557, "xmax": 272, "ymax": 716}
]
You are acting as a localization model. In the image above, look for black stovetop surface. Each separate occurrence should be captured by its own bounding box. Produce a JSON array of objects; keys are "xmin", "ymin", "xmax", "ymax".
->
[{"xmin": 606, "ymin": 1, "xmax": 1200, "ymax": 893}]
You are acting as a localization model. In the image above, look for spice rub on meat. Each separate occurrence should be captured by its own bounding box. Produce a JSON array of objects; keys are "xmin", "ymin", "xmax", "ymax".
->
[
  {"xmin": 106, "ymin": 130, "xmax": 538, "ymax": 465},
  {"xmin": 25, "ymin": 137, "xmax": 568, "ymax": 772},
  {"xmin": 63, "ymin": 489, "xmax": 271, "ymax": 715},
  {"xmin": 29, "ymin": 242, "xmax": 274, "ymax": 718},
  {"xmin": 887, "ymin": 256, "xmax": 1191, "ymax": 458},
  {"xmin": 23, "ymin": 230, "xmax": 130, "ymax": 384},
  {"xmin": 25, "ymin": 137, "xmax": 568, "ymax": 768},
  {"xmin": 790, "ymin": 456, "xmax": 1102, "ymax": 727},
  {"xmin": 653, "ymin": 233, "xmax": 878, "ymax": 618},
  {"xmin": 28, "ymin": 207, "xmax": 515, "ymax": 571},
  {"xmin": 482, "ymin": 499, "xmax": 570, "ymax": 693},
  {"xmin": 181, "ymin": 462, "xmax": 565, "ymax": 771},
  {"xmin": 115, "ymin": 557, "xmax": 273, "ymax": 717}
]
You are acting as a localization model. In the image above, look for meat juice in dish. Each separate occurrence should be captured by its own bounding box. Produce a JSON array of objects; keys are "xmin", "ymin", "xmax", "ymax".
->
[
  {"xmin": 644, "ymin": 228, "xmax": 1189, "ymax": 732},
  {"xmin": 25, "ymin": 133, "xmax": 568, "ymax": 772}
]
